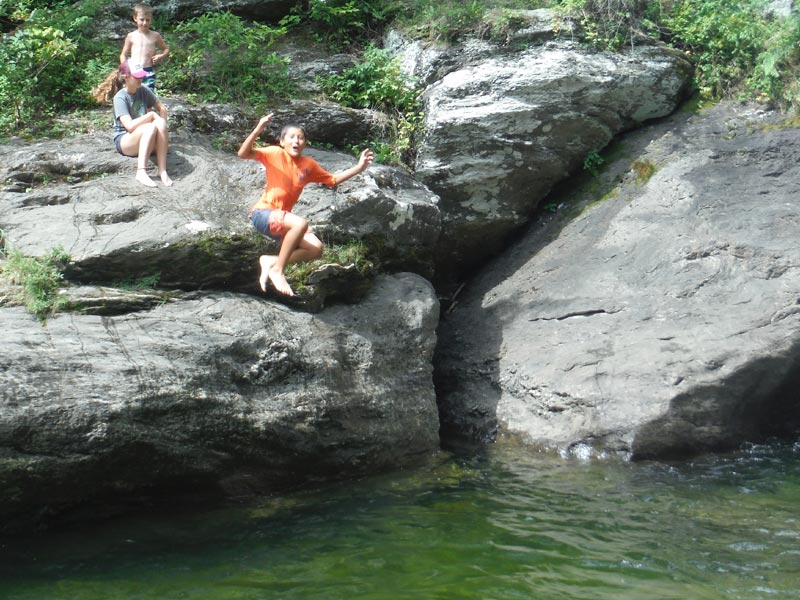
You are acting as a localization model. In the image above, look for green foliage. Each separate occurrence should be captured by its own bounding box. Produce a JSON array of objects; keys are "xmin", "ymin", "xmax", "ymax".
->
[
  {"xmin": 543, "ymin": 201, "xmax": 560, "ymax": 213},
  {"xmin": 392, "ymin": 0, "xmax": 546, "ymax": 42},
  {"xmin": 0, "ymin": 0, "xmax": 71, "ymax": 27},
  {"xmin": 164, "ymin": 12, "xmax": 291, "ymax": 107},
  {"xmin": 583, "ymin": 149, "xmax": 604, "ymax": 177},
  {"xmin": 554, "ymin": 0, "xmax": 800, "ymax": 110},
  {"xmin": 112, "ymin": 273, "xmax": 161, "ymax": 291},
  {"xmin": 321, "ymin": 44, "xmax": 422, "ymax": 165},
  {"xmin": 748, "ymin": 7, "xmax": 800, "ymax": 109},
  {"xmin": 321, "ymin": 45, "xmax": 415, "ymax": 112},
  {"xmin": 1, "ymin": 243, "xmax": 71, "ymax": 321},
  {"xmin": 0, "ymin": 25, "xmax": 77, "ymax": 133},
  {"xmin": 658, "ymin": 0, "xmax": 800, "ymax": 109},
  {"xmin": 660, "ymin": 0, "xmax": 769, "ymax": 100},
  {"xmin": 0, "ymin": 0, "xmax": 115, "ymax": 136},
  {"xmin": 352, "ymin": 141, "xmax": 394, "ymax": 164},
  {"xmin": 285, "ymin": 240, "xmax": 372, "ymax": 292},
  {"xmin": 555, "ymin": 0, "xmax": 645, "ymax": 50},
  {"xmin": 414, "ymin": 0, "xmax": 484, "ymax": 42},
  {"xmin": 288, "ymin": 0, "xmax": 394, "ymax": 48}
]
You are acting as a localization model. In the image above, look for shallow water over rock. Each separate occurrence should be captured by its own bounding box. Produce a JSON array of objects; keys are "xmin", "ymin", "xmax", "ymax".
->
[{"xmin": 1, "ymin": 438, "xmax": 798, "ymax": 599}]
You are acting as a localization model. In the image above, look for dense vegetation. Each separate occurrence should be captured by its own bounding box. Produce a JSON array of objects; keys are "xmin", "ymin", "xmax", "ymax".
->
[{"xmin": 1, "ymin": 0, "xmax": 798, "ymax": 142}]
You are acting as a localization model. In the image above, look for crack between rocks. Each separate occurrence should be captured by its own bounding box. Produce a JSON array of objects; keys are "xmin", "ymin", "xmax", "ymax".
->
[{"xmin": 529, "ymin": 308, "xmax": 620, "ymax": 322}]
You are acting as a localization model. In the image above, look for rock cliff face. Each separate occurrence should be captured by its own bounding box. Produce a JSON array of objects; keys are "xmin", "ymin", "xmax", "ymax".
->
[
  {"xmin": 435, "ymin": 102, "xmax": 800, "ymax": 458},
  {"xmin": 3, "ymin": 3, "xmax": 795, "ymax": 530},
  {"xmin": 0, "ymin": 97, "xmax": 442, "ymax": 531},
  {"xmin": 388, "ymin": 9, "xmax": 692, "ymax": 277},
  {"xmin": 1, "ymin": 274, "xmax": 439, "ymax": 532},
  {"xmin": 0, "ymin": 109, "xmax": 440, "ymax": 290}
]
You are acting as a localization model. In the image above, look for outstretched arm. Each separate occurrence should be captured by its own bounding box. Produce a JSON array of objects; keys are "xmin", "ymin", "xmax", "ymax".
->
[
  {"xmin": 333, "ymin": 148, "xmax": 374, "ymax": 185},
  {"xmin": 237, "ymin": 114, "xmax": 273, "ymax": 159}
]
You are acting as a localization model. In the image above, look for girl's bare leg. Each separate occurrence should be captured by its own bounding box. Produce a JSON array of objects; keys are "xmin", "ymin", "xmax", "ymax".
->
[
  {"xmin": 154, "ymin": 119, "xmax": 173, "ymax": 186},
  {"xmin": 264, "ymin": 213, "xmax": 324, "ymax": 296},
  {"xmin": 119, "ymin": 126, "xmax": 157, "ymax": 187}
]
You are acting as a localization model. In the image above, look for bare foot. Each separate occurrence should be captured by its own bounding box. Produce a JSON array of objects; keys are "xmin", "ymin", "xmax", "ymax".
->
[
  {"xmin": 258, "ymin": 255, "xmax": 277, "ymax": 292},
  {"xmin": 159, "ymin": 171, "xmax": 174, "ymax": 187},
  {"xmin": 268, "ymin": 266, "xmax": 294, "ymax": 296},
  {"xmin": 136, "ymin": 168, "xmax": 157, "ymax": 188}
]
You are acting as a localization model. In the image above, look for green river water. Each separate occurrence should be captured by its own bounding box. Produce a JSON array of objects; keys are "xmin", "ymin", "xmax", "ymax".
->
[{"xmin": 1, "ymin": 439, "xmax": 798, "ymax": 600}]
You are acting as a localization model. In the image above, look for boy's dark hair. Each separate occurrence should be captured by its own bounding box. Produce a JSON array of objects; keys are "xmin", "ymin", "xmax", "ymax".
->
[{"xmin": 280, "ymin": 123, "xmax": 307, "ymax": 140}]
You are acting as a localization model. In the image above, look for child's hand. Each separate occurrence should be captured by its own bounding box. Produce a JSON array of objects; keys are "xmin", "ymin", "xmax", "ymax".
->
[
  {"xmin": 358, "ymin": 148, "xmax": 374, "ymax": 170},
  {"xmin": 258, "ymin": 114, "xmax": 274, "ymax": 130}
]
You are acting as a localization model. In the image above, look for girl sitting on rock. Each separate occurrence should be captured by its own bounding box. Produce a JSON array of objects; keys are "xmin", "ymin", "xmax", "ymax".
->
[{"xmin": 96, "ymin": 59, "xmax": 172, "ymax": 188}]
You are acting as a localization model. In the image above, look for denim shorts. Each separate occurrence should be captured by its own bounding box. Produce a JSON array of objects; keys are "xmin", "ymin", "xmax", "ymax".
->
[
  {"xmin": 250, "ymin": 208, "xmax": 286, "ymax": 242},
  {"xmin": 114, "ymin": 133, "xmax": 127, "ymax": 155}
]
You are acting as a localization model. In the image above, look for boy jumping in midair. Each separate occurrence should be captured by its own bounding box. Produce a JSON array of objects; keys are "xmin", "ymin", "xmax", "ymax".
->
[{"xmin": 238, "ymin": 114, "xmax": 374, "ymax": 296}]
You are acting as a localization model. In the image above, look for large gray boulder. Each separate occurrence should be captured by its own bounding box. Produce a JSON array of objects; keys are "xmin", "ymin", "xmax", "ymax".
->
[
  {"xmin": 166, "ymin": 99, "xmax": 392, "ymax": 155},
  {"xmin": 435, "ymin": 102, "xmax": 800, "ymax": 459},
  {"xmin": 0, "ymin": 273, "xmax": 440, "ymax": 532},
  {"xmin": 0, "ymin": 93, "xmax": 442, "ymax": 531},
  {"xmin": 388, "ymin": 9, "xmax": 693, "ymax": 276},
  {"xmin": 0, "ymin": 123, "xmax": 440, "ymax": 292}
]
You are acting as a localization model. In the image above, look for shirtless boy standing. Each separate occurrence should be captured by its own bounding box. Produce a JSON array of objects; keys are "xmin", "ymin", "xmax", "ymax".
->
[{"xmin": 120, "ymin": 3, "xmax": 169, "ymax": 91}]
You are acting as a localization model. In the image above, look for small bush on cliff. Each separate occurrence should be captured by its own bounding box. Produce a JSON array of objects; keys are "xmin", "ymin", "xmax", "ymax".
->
[
  {"xmin": 283, "ymin": 0, "xmax": 394, "ymax": 48},
  {"xmin": 655, "ymin": 0, "xmax": 770, "ymax": 99},
  {"xmin": 0, "ymin": 0, "xmax": 115, "ymax": 137},
  {"xmin": 659, "ymin": 0, "xmax": 800, "ymax": 110},
  {"xmin": 391, "ymin": 0, "xmax": 549, "ymax": 42},
  {"xmin": 320, "ymin": 44, "xmax": 421, "ymax": 164},
  {"xmin": 555, "ymin": 0, "xmax": 800, "ymax": 110},
  {"xmin": 286, "ymin": 241, "xmax": 372, "ymax": 294},
  {"xmin": 0, "ymin": 244, "xmax": 71, "ymax": 322},
  {"xmin": 163, "ymin": 12, "xmax": 291, "ymax": 106},
  {"xmin": 0, "ymin": 24, "xmax": 79, "ymax": 134},
  {"xmin": 556, "ymin": 0, "xmax": 646, "ymax": 50}
]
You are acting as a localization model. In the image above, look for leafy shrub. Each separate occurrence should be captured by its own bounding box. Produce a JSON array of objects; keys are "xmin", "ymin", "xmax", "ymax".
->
[
  {"xmin": 321, "ymin": 44, "xmax": 416, "ymax": 112},
  {"xmin": 556, "ymin": 0, "xmax": 800, "ymax": 109},
  {"xmin": 748, "ymin": 8, "xmax": 800, "ymax": 109},
  {"xmin": 556, "ymin": 0, "xmax": 647, "ymax": 50},
  {"xmin": 286, "ymin": 0, "xmax": 395, "ymax": 48},
  {"xmin": 0, "ymin": 0, "xmax": 114, "ymax": 136},
  {"xmin": 660, "ymin": 0, "xmax": 769, "ymax": 100},
  {"xmin": 583, "ymin": 149, "xmax": 604, "ymax": 177},
  {"xmin": 1, "ymin": 244, "xmax": 71, "ymax": 321},
  {"xmin": 320, "ymin": 44, "xmax": 421, "ymax": 164},
  {"xmin": 392, "ymin": 0, "xmax": 547, "ymax": 42},
  {"xmin": 0, "ymin": 26, "xmax": 77, "ymax": 133},
  {"xmin": 154, "ymin": 12, "xmax": 291, "ymax": 107}
]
